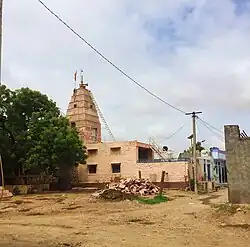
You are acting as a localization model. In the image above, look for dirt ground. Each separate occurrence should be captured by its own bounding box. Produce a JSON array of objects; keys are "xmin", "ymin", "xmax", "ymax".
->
[{"xmin": 0, "ymin": 189, "xmax": 249, "ymax": 247}]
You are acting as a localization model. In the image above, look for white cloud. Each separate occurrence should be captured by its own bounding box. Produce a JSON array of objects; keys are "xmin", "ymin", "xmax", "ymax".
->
[{"xmin": 3, "ymin": 0, "xmax": 250, "ymax": 152}]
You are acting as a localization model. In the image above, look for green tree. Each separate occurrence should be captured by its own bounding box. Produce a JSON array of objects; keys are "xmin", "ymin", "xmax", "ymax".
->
[
  {"xmin": 183, "ymin": 141, "xmax": 205, "ymax": 156},
  {"xmin": 26, "ymin": 112, "xmax": 86, "ymax": 174},
  {"xmin": 0, "ymin": 85, "xmax": 87, "ymax": 187},
  {"xmin": 0, "ymin": 85, "xmax": 17, "ymax": 175}
]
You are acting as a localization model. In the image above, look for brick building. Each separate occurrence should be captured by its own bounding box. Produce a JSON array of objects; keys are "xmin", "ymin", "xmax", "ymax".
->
[
  {"xmin": 66, "ymin": 76, "xmax": 101, "ymax": 144},
  {"xmin": 225, "ymin": 125, "xmax": 250, "ymax": 203},
  {"xmin": 67, "ymin": 79, "xmax": 189, "ymax": 189},
  {"xmin": 76, "ymin": 141, "xmax": 189, "ymax": 188}
]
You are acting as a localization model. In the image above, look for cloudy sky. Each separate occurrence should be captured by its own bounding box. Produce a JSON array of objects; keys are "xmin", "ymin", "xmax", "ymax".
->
[{"xmin": 3, "ymin": 0, "xmax": 250, "ymax": 152}]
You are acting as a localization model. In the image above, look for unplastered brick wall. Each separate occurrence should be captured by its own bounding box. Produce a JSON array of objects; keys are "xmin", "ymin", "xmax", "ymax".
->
[
  {"xmin": 136, "ymin": 162, "xmax": 189, "ymax": 182},
  {"xmin": 225, "ymin": 125, "xmax": 250, "ymax": 204}
]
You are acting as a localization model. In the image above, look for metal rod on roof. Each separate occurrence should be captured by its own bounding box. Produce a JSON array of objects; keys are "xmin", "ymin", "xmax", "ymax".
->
[{"xmin": 242, "ymin": 130, "xmax": 248, "ymax": 137}]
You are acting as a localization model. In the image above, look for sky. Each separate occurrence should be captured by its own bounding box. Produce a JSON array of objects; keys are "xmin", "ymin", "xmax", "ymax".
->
[{"xmin": 3, "ymin": 0, "xmax": 250, "ymax": 152}]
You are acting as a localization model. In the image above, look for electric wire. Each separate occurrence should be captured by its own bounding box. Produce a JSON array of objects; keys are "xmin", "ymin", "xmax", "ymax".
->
[
  {"xmin": 198, "ymin": 117, "xmax": 223, "ymax": 134},
  {"xmin": 157, "ymin": 124, "xmax": 186, "ymax": 143},
  {"xmin": 37, "ymin": 0, "xmax": 186, "ymax": 114},
  {"xmin": 196, "ymin": 121, "xmax": 202, "ymax": 142},
  {"xmin": 37, "ymin": 0, "xmax": 226, "ymax": 139},
  {"xmin": 197, "ymin": 118, "xmax": 224, "ymax": 142}
]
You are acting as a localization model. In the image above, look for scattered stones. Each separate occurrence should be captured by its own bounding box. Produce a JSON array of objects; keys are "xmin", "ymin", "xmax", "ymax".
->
[
  {"xmin": 0, "ymin": 187, "xmax": 13, "ymax": 199},
  {"xmin": 107, "ymin": 178, "xmax": 160, "ymax": 196},
  {"xmin": 91, "ymin": 178, "xmax": 160, "ymax": 200}
]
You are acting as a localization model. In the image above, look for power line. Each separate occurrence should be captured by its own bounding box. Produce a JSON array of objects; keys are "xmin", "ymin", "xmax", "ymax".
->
[
  {"xmin": 196, "ymin": 120, "xmax": 202, "ymax": 141},
  {"xmin": 37, "ymin": 0, "xmax": 226, "ymax": 139},
  {"xmin": 157, "ymin": 124, "xmax": 186, "ymax": 143},
  {"xmin": 37, "ymin": 0, "xmax": 186, "ymax": 114},
  {"xmin": 197, "ymin": 118, "xmax": 224, "ymax": 142},
  {"xmin": 198, "ymin": 117, "xmax": 223, "ymax": 134}
]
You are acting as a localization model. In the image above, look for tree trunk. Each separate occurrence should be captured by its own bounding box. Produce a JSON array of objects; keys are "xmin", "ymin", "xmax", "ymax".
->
[{"xmin": 58, "ymin": 165, "xmax": 72, "ymax": 191}]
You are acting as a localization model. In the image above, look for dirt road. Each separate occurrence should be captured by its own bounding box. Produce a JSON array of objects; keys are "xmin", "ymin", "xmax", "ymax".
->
[{"xmin": 0, "ymin": 189, "xmax": 249, "ymax": 247}]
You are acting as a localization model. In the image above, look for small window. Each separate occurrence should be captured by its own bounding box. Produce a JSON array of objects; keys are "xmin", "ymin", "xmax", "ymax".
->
[
  {"xmin": 74, "ymin": 104, "xmax": 77, "ymax": 108},
  {"xmin": 111, "ymin": 163, "xmax": 121, "ymax": 173},
  {"xmin": 110, "ymin": 147, "xmax": 121, "ymax": 155},
  {"xmin": 90, "ymin": 104, "xmax": 93, "ymax": 109},
  {"xmin": 88, "ymin": 164, "xmax": 97, "ymax": 174},
  {"xmin": 71, "ymin": 122, "xmax": 76, "ymax": 128},
  {"xmin": 88, "ymin": 149, "xmax": 98, "ymax": 155}
]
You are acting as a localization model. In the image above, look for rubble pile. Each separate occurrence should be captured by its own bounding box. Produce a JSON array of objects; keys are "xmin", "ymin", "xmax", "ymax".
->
[
  {"xmin": 91, "ymin": 178, "xmax": 160, "ymax": 200},
  {"xmin": 0, "ymin": 187, "xmax": 13, "ymax": 199},
  {"xmin": 91, "ymin": 189, "xmax": 134, "ymax": 201},
  {"xmin": 108, "ymin": 178, "xmax": 160, "ymax": 196}
]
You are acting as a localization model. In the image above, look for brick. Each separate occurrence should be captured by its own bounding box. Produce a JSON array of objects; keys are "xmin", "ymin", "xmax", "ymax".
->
[{"xmin": 225, "ymin": 125, "xmax": 250, "ymax": 203}]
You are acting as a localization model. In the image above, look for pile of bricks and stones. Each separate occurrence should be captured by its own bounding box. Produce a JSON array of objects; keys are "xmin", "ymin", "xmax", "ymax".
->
[
  {"xmin": 91, "ymin": 178, "xmax": 160, "ymax": 200},
  {"xmin": 0, "ymin": 187, "xmax": 13, "ymax": 199}
]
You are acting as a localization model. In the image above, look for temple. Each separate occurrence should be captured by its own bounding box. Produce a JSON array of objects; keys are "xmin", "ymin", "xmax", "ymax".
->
[{"xmin": 66, "ymin": 73, "xmax": 101, "ymax": 144}]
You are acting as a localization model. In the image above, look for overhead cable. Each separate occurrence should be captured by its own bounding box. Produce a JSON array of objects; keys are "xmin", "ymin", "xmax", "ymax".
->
[
  {"xmin": 37, "ymin": 0, "xmax": 226, "ymax": 136},
  {"xmin": 157, "ymin": 124, "xmax": 186, "ymax": 143},
  {"xmin": 198, "ymin": 117, "xmax": 223, "ymax": 134},
  {"xmin": 197, "ymin": 118, "xmax": 224, "ymax": 142},
  {"xmin": 37, "ymin": 0, "xmax": 186, "ymax": 114}
]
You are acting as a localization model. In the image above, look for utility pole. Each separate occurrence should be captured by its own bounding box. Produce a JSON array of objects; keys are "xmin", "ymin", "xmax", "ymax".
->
[
  {"xmin": 0, "ymin": 0, "xmax": 3, "ymax": 84},
  {"xmin": 0, "ymin": 0, "xmax": 3, "ymax": 200},
  {"xmin": 185, "ymin": 111, "xmax": 202, "ymax": 194}
]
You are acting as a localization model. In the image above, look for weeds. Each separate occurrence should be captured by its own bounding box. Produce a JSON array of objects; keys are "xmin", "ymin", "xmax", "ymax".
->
[{"xmin": 136, "ymin": 194, "xmax": 168, "ymax": 205}]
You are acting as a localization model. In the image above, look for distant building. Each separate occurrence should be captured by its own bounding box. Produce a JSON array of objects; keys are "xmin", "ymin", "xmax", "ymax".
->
[
  {"xmin": 210, "ymin": 147, "xmax": 227, "ymax": 184},
  {"xmin": 197, "ymin": 150, "xmax": 215, "ymax": 182},
  {"xmin": 196, "ymin": 148, "xmax": 227, "ymax": 185}
]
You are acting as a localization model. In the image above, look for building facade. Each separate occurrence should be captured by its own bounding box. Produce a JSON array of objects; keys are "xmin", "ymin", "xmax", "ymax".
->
[
  {"xmin": 66, "ymin": 79, "xmax": 189, "ymax": 189},
  {"xmin": 197, "ymin": 151, "xmax": 215, "ymax": 182},
  {"xmin": 76, "ymin": 141, "xmax": 189, "ymax": 188},
  {"xmin": 196, "ymin": 148, "xmax": 227, "ymax": 185},
  {"xmin": 225, "ymin": 125, "xmax": 250, "ymax": 204},
  {"xmin": 210, "ymin": 147, "xmax": 227, "ymax": 184}
]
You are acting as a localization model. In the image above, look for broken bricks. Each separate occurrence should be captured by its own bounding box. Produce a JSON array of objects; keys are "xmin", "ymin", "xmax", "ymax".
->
[{"xmin": 91, "ymin": 178, "xmax": 160, "ymax": 200}]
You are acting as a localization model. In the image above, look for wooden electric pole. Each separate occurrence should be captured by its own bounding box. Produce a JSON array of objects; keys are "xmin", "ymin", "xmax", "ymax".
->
[
  {"xmin": 185, "ymin": 111, "xmax": 202, "ymax": 194},
  {"xmin": 0, "ymin": 0, "xmax": 3, "ymax": 84}
]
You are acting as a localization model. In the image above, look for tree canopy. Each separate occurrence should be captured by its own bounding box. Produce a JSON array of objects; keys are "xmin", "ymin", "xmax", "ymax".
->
[
  {"xmin": 0, "ymin": 85, "xmax": 87, "ymax": 178},
  {"xmin": 182, "ymin": 141, "xmax": 205, "ymax": 156}
]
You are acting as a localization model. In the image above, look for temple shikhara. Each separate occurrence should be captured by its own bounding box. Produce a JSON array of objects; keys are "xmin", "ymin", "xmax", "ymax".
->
[{"xmin": 66, "ymin": 71, "xmax": 101, "ymax": 144}]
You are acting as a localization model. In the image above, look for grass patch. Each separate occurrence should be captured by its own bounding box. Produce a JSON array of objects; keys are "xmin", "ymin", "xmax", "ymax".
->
[{"xmin": 136, "ymin": 194, "xmax": 168, "ymax": 205}]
